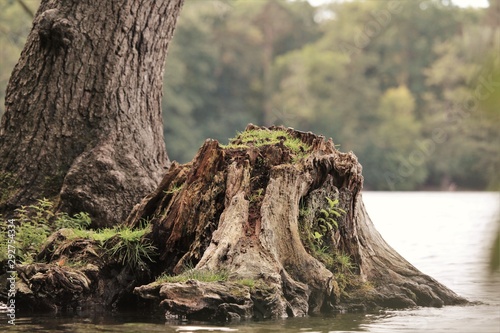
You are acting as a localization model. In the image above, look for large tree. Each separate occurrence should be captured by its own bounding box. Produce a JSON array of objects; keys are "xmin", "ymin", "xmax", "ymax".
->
[{"xmin": 0, "ymin": 0, "xmax": 184, "ymax": 226}]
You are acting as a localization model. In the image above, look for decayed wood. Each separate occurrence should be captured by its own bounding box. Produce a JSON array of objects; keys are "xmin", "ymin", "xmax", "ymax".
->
[
  {"xmin": 0, "ymin": 0, "xmax": 184, "ymax": 226},
  {"xmin": 128, "ymin": 124, "xmax": 466, "ymax": 319}
]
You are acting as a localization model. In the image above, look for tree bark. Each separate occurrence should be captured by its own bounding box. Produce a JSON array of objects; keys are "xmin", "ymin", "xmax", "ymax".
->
[{"xmin": 0, "ymin": 0, "xmax": 184, "ymax": 226}]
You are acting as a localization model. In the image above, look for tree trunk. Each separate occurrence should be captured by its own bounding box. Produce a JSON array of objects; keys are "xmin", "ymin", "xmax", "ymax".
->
[
  {"xmin": 127, "ymin": 125, "xmax": 467, "ymax": 319},
  {"xmin": 0, "ymin": 0, "xmax": 184, "ymax": 226}
]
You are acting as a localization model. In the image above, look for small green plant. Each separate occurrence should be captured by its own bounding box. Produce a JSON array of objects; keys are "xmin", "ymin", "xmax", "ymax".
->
[
  {"xmin": 55, "ymin": 212, "xmax": 92, "ymax": 230},
  {"xmin": 317, "ymin": 197, "xmax": 345, "ymax": 234},
  {"xmin": 15, "ymin": 222, "xmax": 50, "ymax": 264},
  {"xmin": 0, "ymin": 198, "xmax": 156, "ymax": 269},
  {"xmin": 71, "ymin": 224, "xmax": 156, "ymax": 270},
  {"xmin": 334, "ymin": 252, "xmax": 354, "ymax": 274},
  {"xmin": 248, "ymin": 188, "xmax": 264, "ymax": 203},
  {"xmin": 236, "ymin": 278, "xmax": 256, "ymax": 288},
  {"xmin": 16, "ymin": 198, "xmax": 55, "ymax": 226},
  {"xmin": 299, "ymin": 206, "xmax": 310, "ymax": 219},
  {"xmin": 298, "ymin": 196, "xmax": 357, "ymax": 298},
  {"xmin": 9, "ymin": 198, "xmax": 96, "ymax": 263},
  {"xmin": 299, "ymin": 197, "xmax": 354, "ymax": 275},
  {"xmin": 333, "ymin": 253, "xmax": 356, "ymax": 297},
  {"xmin": 305, "ymin": 196, "xmax": 345, "ymax": 251},
  {"xmin": 103, "ymin": 226, "xmax": 156, "ymax": 270},
  {"xmin": 156, "ymin": 266, "xmax": 230, "ymax": 284},
  {"xmin": 1, "ymin": 198, "xmax": 156, "ymax": 271},
  {"xmin": 13, "ymin": 199, "xmax": 55, "ymax": 263},
  {"xmin": 163, "ymin": 184, "xmax": 184, "ymax": 195}
]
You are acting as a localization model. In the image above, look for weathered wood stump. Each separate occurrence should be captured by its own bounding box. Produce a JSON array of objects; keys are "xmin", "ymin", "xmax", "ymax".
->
[
  {"xmin": 11, "ymin": 125, "xmax": 466, "ymax": 319},
  {"xmin": 127, "ymin": 124, "xmax": 466, "ymax": 319}
]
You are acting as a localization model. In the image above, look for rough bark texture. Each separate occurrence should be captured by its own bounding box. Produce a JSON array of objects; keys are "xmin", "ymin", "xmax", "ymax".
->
[
  {"xmin": 0, "ymin": 0, "xmax": 184, "ymax": 226},
  {"xmin": 126, "ymin": 124, "xmax": 466, "ymax": 319},
  {"xmin": 10, "ymin": 125, "xmax": 467, "ymax": 319}
]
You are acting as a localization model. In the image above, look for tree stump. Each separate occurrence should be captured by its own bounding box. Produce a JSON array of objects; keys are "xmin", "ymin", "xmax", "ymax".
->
[
  {"xmin": 11, "ymin": 125, "xmax": 466, "ymax": 319},
  {"xmin": 126, "ymin": 124, "xmax": 467, "ymax": 319}
]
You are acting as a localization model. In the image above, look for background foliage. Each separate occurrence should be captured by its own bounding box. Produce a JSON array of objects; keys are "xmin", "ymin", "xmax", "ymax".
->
[{"xmin": 1, "ymin": 0, "xmax": 498, "ymax": 190}]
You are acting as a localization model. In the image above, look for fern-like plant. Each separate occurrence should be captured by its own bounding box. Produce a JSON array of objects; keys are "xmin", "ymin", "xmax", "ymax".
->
[
  {"xmin": 55, "ymin": 212, "xmax": 92, "ymax": 230},
  {"xmin": 317, "ymin": 197, "xmax": 345, "ymax": 234}
]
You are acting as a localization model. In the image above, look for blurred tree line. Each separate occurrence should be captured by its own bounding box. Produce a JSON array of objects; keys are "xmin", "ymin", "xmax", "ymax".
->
[{"xmin": 1, "ymin": 0, "xmax": 498, "ymax": 190}]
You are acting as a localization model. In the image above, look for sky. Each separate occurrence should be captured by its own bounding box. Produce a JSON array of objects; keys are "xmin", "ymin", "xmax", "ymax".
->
[
  {"xmin": 452, "ymin": 0, "xmax": 489, "ymax": 6},
  {"xmin": 307, "ymin": 0, "xmax": 490, "ymax": 8}
]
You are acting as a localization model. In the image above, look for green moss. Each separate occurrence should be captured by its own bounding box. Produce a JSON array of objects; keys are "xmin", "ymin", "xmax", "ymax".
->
[
  {"xmin": 65, "ymin": 260, "xmax": 88, "ymax": 268},
  {"xmin": 72, "ymin": 225, "xmax": 149, "ymax": 243},
  {"xmin": 347, "ymin": 280, "xmax": 376, "ymax": 301},
  {"xmin": 220, "ymin": 128, "xmax": 311, "ymax": 161}
]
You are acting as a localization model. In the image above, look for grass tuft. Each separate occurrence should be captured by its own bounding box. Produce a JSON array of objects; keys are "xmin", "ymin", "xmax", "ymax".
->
[
  {"xmin": 155, "ymin": 267, "xmax": 230, "ymax": 284},
  {"xmin": 71, "ymin": 224, "xmax": 156, "ymax": 270},
  {"xmin": 220, "ymin": 128, "xmax": 311, "ymax": 161}
]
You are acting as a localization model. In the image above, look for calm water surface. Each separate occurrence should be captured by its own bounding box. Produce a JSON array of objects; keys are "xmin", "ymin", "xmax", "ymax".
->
[{"xmin": 4, "ymin": 192, "xmax": 500, "ymax": 332}]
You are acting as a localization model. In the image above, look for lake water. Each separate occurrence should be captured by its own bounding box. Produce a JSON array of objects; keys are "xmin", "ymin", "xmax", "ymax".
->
[{"xmin": 3, "ymin": 192, "xmax": 500, "ymax": 332}]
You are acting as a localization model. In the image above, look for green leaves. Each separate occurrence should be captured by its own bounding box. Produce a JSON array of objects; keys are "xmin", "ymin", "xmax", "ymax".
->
[
  {"xmin": 2, "ymin": 198, "xmax": 90, "ymax": 263},
  {"xmin": 55, "ymin": 212, "xmax": 91, "ymax": 230},
  {"xmin": 303, "ymin": 196, "xmax": 346, "ymax": 254},
  {"xmin": 11, "ymin": 199, "xmax": 55, "ymax": 263},
  {"xmin": 318, "ymin": 196, "xmax": 344, "ymax": 234}
]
